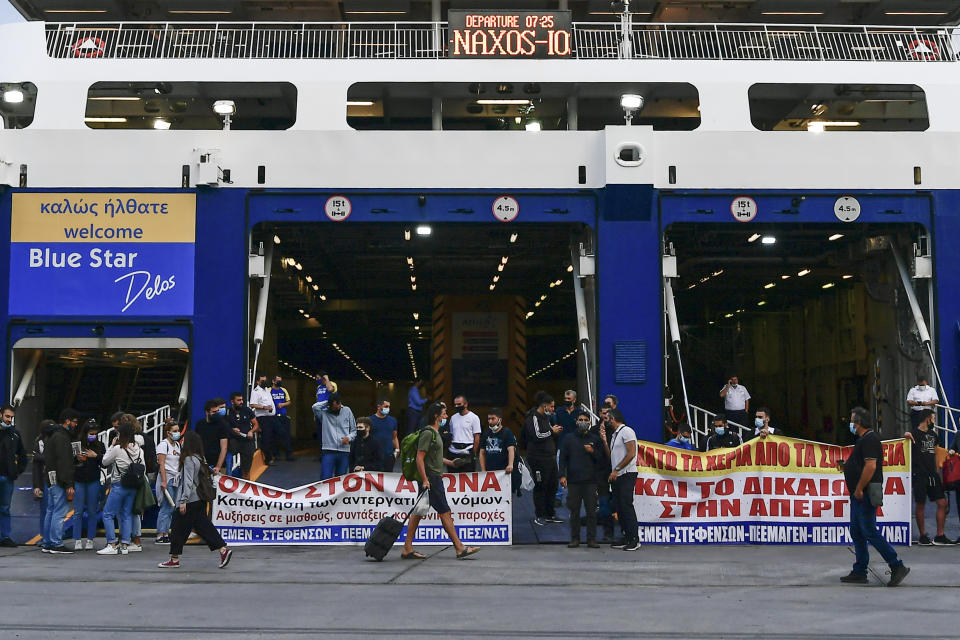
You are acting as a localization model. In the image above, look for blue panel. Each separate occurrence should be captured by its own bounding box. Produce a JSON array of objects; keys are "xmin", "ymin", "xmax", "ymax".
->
[{"xmin": 614, "ymin": 340, "xmax": 646, "ymax": 384}]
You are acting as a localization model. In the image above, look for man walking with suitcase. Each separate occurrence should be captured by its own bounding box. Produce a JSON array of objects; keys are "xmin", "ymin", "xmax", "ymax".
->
[{"xmin": 400, "ymin": 403, "xmax": 479, "ymax": 560}]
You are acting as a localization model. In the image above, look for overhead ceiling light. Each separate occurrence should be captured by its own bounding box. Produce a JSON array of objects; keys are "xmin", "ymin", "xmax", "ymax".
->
[
  {"xmin": 620, "ymin": 94, "xmax": 644, "ymax": 110},
  {"xmin": 724, "ymin": 313, "xmax": 734, "ymax": 319},
  {"xmin": 843, "ymin": 274, "xmax": 853, "ymax": 279},
  {"xmin": 764, "ymin": 283, "xmax": 776, "ymax": 289},
  {"xmin": 567, "ymin": 265, "xmax": 574, "ymax": 272},
  {"xmin": 509, "ymin": 233, "xmax": 518, "ymax": 243},
  {"xmin": 822, "ymin": 282, "xmax": 835, "ymax": 289},
  {"xmin": 44, "ymin": 8, "xmax": 108, "ymax": 12},
  {"xmin": 828, "ymin": 233, "xmax": 844, "ymax": 241},
  {"xmin": 414, "ymin": 325, "xmax": 420, "ymax": 331},
  {"xmin": 490, "ymin": 285, "xmax": 496, "ymax": 291},
  {"xmin": 555, "ymin": 279, "xmax": 562, "ymax": 286},
  {"xmin": 808, "ymin": 121, "xmax": 860, "ymax": 132},
  {"xmin": 411, "ymin": 284, "xmax": 417, "ymax": 291},
  {"xmin": 885, "ymin": 11, "xmax": 948, "ymax": 16},
  {"xmin": 312, "ymin": 284, "xmax": 319, "ymax": 291},
  {"xmin": 415, "ymin": 225, "xmax": 432, "ymax": 236},
  {"xmin": 501, "ymin": 256, "xmax": 509, "ymax": 264},
  {"xmin": 346, "ymin": 100, "xmax": 375, "ymax": 106},
  {"xmin": 781, "ymin": 274, "xmax": 791, "ymax": 280},
  {"xmin": 757, "ymin": 301, "xmax": 767, "ymax": 306},
  {"xmin": 525, "ymin": 121, "xmax": 542, "ymax": 132},
  {"xmin": 169, "ymin": 9, "xmax": 233, "ymax": 14},
  {"xmin": 212, "ymin": 100, "xmax": 236, "ymax": 115},
  {"xmin": 88, "ymin": 96, "xmax": 142, "ymax": 101},
  {"xmin": 797, "ymin": 269, "xmax": 811, "ymax": 277},
  {"xmin": 761, "ymin": 11, "xmax": 824, "ymax": 15},
  {"xmin": 319, "ymin": 295, "xmax": 327, "ymax": 301},
  {"xmin": 273, "ymin": 235, "xmax": 281, "ymax": 245},
  {"xmin": 295, "ymin": 262, "xmax": 303, "ymax": 271},
  {"xmin": 549, "ymin": 282, "xmax": 556, "ymax": 288},
  {"xmin": 413, "ymin": 312, "xmax": 419, "ymax": 320},
  {"xmin": 305, "ymin": 276, "xmax": 313, "ymax": 283},
  {"xmin": 84, "ymin": 117, "xmax": 128, "ymax": 123},
  {"xmin": 497, "ymin": 264, "xmax": 504, "ymax": 272},
  {"xmin": 2, "ymin": 90, "xmax": 24, "ymax": 104},
  {"xmin": 761, "ymin": 236, "xmax": 776, "ymax": 245},
  {"xmin": 747, "ymin": 234, "xmax": 761, "ymax": 243},
  {"xmin": 477, "ymin": 99, "xmax": 530, "ymax": 105},
  {"xmin": 410, "ymin": 275, "xmax": 416, "ymax": 283},
  {"xmin": 493, "ymin": 275, "xmax": 500, "ymax": 283},
  {"xmin": 153, "ymin": 118, "xmax": 171, "ymax": 130},
  {"xmin": 404, "ymin": 229, "xmax": 411, "ymax": 241}
]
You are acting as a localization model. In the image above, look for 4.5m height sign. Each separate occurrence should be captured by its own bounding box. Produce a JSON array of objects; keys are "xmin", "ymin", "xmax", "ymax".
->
[{"xmin": 9, "ymin": 193, "xmax": 195, "ymax": 316}]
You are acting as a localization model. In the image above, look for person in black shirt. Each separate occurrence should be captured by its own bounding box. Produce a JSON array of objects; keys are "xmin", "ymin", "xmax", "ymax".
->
[
  {"xmin": 704, "ymin": 414, "xmax": 743, "ymax": 451},
  {"xmin": 904, "ymin": 409, "xmax": 950, "ymax": 545},
  {"xmin": 196, "ymin": 398, "xmax": 230, "ymax": 475},
  {"xmin": 841, "ymin": 407, "xmax": 909, "ymax": 586},
  {"xmin": 522, "ymin": 392, "xmax": 563, "ymax": 526},
  {"xmin": 350, "ymin": 417, "xmax": 383, "ymax": 472},
  {"xmin": 559, "ymin": 414, "xmax": 604, "ymax": 548},
  {"xmin": 226, "ymin": 392, "xmax": 259, "ymax": 479}
]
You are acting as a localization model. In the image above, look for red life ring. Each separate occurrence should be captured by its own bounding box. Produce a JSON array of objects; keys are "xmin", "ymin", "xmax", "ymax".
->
[
  {"xmin": 908, "ymin": 39, "xmax": 939, "ymax": 61},
  {"xmin": 72, "ymin": 36, "xmax": 106, "ymax": 58}
]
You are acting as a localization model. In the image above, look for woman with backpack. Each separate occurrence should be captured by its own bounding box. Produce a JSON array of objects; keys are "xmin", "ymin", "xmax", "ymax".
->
[
  {"xmin": 72, "ymin": 420, "xmax": 105, "ymax": 550},
  {"xmin": 97, "ymin": 422, "xmax": 144, "ymax": 556},
  {"xmin": 158, "ymin": 430, "xmax": 232, "ymax": 569}
]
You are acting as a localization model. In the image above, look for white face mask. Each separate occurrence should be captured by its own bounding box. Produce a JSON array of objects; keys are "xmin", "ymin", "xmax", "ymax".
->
[{"xmin": 489, "ymin": 421, "xmax": 501, "ymax": 432}]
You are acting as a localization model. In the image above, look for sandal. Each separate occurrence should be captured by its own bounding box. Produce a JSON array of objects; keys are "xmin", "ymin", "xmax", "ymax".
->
[
  {"xmin": 401, "ymin": 551, "xmax": 427, "ymax": 560},
  {"xmin": 456, "ymin": 546, "xmax": 479, "ymax": 560}
]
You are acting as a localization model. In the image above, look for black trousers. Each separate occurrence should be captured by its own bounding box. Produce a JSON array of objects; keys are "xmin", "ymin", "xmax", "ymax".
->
[
  {"xmin": 169, "ymin": 500, "xmax": 226, "ymax": 556},
  {"xmin": 529, "ymin": 456, "xmax": 558, "ymax": 518},
  {"xmin": 567, "ymin": 482, "xmax": 598, "ymax": 542},
  {"xmin": 232, "ymin": 439, "xmax": 255, "ymax": 477},
  {"xmin": 612, "ymin": 472, "xmax": 639, "ymax": 543},
  {"xmin": 269, "ymin": 415, "xmax": 293, "ymax": 458},
  {"xmin": 381, "ymin": 454, "xmax": 396, "ymax": 473},
  {"xmin": 259, "ymin": 417, "xmax": 277, "ymax": 462}
]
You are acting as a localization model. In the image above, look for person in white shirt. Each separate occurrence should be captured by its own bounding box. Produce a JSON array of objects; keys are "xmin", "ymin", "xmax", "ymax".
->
[
  {"xmin": 907, "ymin": 375, "xmax": 939, "ymax": 429},
  {"xmin": 249, "ymin": 374, "xmax": 276, "ymax": 463},
  {"xmin": 720, "ymin": 375, "xmax": 751, "ymax": 430},
  {"xmin": 606, "ymin": 408, "xmax": 640, "ymax": 552},
  {"xmin": 447, "ymin": 395, "xmax": 482, "ymax": 472},
  {"xmin": 154, "ymin": 420, "xmax": 182, "ymax": 545}
]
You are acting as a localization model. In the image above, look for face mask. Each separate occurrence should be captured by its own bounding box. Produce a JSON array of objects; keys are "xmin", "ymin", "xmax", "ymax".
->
[
  {"xmin": 454, "ymin": 405, "xmax": 464, "ymax": 413},
  {"xmin": 381, "ymin": 408, "xmax": 390, "ymax": 416},
  {"xmin": 489, "ymin": 421, "xmax": 501, "ymax": 432},
  {"xmin": 679, "ymin": 436, "xmax": 691, "ymax": 444},
  {"xmin": 439, "ymin": 418, "xmax": 448, "ymax": 428},
  {"xmin": 217, "ymin": 407, "xmax": 227, "ymax": 416},
  {"xmin": 357, "ymin": 428, "xmax": 367, "ymax": 436},
  {"xmin": 715, "ymin": 427, "xmax": 726, "ymax": 436},
  {"xmin": 849, "ymin": 423, "xmax": 857, "ymax": 435},
  {"xmin": 0, "ymin": 421, "xmax": 10, "ymax": 429},
  {"xmin": 919, "ymin": 384, "xmax": 927, "ymax": 390},
  {"xmin": 274, "ymin": 381, "xmax": 282, "ymax": 387},
  {"xmin": 755, "ymin": 418, "xmax": 764, "ymax": 428},
  {"xmin": 576, "ymin": 422, "xmax": 590, "ymax": 435},
  {"xmin": 87, "ymin": 434, "xmax": 97, "ymax": 442},
  {"xmin": 258, "ymin": 381, "xmax": 267, "ymax": 388},
  {"xmin": 730, "ymin": 383, "xmax": 738, "ymax": 388},
  {"xmin": 171, "ymin": 432, "xmax": 181, "ymax": 442}
]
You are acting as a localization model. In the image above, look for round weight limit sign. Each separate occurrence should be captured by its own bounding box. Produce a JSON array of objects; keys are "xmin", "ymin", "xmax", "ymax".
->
[
  {"xmin": 730, "ymin": 196, "xmax": 758, "ymax": 223},
  {"xmin": 834, "ymin": 196, "xmax": 861, "ymax": 222},
  {"xmin": 492, "ymin": 196, "xmax": 519, "ymax": 222},
  {"xmin": 324, "ymin": 195, "xmax": 352, "ymax": 221}
]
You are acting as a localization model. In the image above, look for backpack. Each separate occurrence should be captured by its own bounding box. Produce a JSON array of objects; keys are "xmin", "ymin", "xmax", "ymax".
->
[
  {"xmin": 401, "ymin": 428, "xmax": 437, "ymax": 481},
  {"xmin": 119, "ymin": 449, "xmax": 145, "ymax": 489},
  {"xmin": 195, "ymin": 458, "xmax": 217, "ymax": 502}
]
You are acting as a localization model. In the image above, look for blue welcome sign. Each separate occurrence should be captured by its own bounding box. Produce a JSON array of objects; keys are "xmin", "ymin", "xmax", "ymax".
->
[{"xmin": 9, "ymin": 193, "xmax": 195, "ymax": 316}]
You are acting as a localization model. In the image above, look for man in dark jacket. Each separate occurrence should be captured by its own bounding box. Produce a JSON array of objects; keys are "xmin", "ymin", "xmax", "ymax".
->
[
  {"xmin": 31, "ymin": 419, "xmax": 57, "ymax": 549},
  {"xmin": 0, "ymin": 404, "xmax": 28, "ymax": 546},
  {"xmin": 43, "ymin": 409, "xmax": 79, "ymax": 554},
  {"xmin": 559, "ymin": 413, "xmax": 605, "ymax": 548},
  {"xmin": 703, "ymin": 414, "xmax": 744, "ymax": 451},
  {"xmin": 522, "ymin": 392, "xmax": 563, "ymax": 526},
  {"xmin": 350, "ymin": 417, "xmax": 383, "ymax": 472}
]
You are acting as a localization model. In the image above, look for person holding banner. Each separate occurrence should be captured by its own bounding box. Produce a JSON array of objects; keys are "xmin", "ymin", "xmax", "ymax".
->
[
  {"xmin": 665, "ymin": 423, "xmax": 695, "ymax": 450},
  {"xmin": 607, "ymin": 409, "xmax": 640, "ymax": 552},
  {"xmin": 841, "ymin": 407, "xmax": 909, "ymax": 586},
  {"xmin": 400, "ymin": 403, "xmax": 479, "ymax": 561}
]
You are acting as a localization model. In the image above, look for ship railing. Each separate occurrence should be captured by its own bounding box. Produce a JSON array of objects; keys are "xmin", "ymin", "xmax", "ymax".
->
[{"xmin": 45, "ymin": 21, "xmax": 958, "ymax": 62}]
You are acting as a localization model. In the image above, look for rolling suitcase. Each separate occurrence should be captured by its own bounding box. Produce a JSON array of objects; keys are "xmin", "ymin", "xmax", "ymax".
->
[{"xmin": 364, "ymin": 489, "xmax": 427, "ymax": 561}]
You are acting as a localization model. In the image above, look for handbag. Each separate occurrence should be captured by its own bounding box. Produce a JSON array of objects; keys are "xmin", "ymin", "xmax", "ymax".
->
[
  {"xmin": 866, "ymin": 482, "xmax": 884, "ymax": 508},
  {"xmin": 518, "ymin": 457, "xmax": 535, "ymax": 492},
  {"xmin": 942, "ymin": 455, "xmax": 960, "ymax": 489},
  {"xmin": 411, "ymin": 488, "xmax": 431, "ymax": 517},
  {"xmin": 133, "ymin": 475, "xmax": 157, "ymax": 515}
]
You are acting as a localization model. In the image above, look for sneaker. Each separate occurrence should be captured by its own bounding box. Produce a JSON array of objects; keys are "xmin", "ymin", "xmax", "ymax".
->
[
  {"xmin": 932, "ymin": 535, "xmax": 952, "ymax": 546},
  {"xmin": 587, "ymin": 541, "xmax": 600, "ymax": 549},
  {"xmin": 74, "ymin": 539, "xmax": 83, "ymax": 551},
  {"xmin": 887, "ymin": 564, "xmax": 910, "ymax": 587},
  {"xmin": 533, "ymin": 518, "xmax": 547, "ymax": 526},
  {"xmin": 0, "ymin": 537, "xmax": 18, "ymax": 548},
  {"xmin": 47, "ymin": 545, "xmax": 74, "ymax": 554},
  {"xmin": 126, "ymin": 543, "xmax": 142, "ymax": 553},
  {"xmin": 840, "ymin": 572, "xmax": 868, "ymax": 584},
  {"xmin": 40, "ymin": 545, "xmax": 51, "ymax": 553},
  {"xmin": 218, "ymin": 547, "xmax": 233, "ymax": 569},
  {"xmin": 623, "ymin": 541, "xmax": 641, "ymax": 552},
  {"xmin": 155, "ymin": 535, "xmax": 170, "ymax": 545},
  {"xmin": 567, "ymin": 540, "xmax": 580, "ymax": 548},
  {"xmin": 84, "ymin": 539, "xmax": 94, "ymax": 550},
  {"xmin": 157, "ymin": 559, "xmax": 180, "ymax": 569},
  {"xmin": 96, "ymin": 544, "xmax": 119, "ymax": 555},
  {"xmin": 610, "ymin": 539, "xmax": 627, "ymax": 549},
  {"xmin": 120, "ymin": 544, "xmax": 129, "ymax": 555},
  {"xmin": 917, "ymin": 534, "xmax": 933, "ymax": 546},
  {"xmin": 545, "ymin": 516, "xmax": 565, "ymax": 524}
]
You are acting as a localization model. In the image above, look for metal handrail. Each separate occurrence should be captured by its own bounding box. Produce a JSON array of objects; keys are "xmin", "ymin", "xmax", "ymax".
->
[
  {"xmin": 688, "ymin": 404, "xmax": 749, "ymax": 449},
  {"xmin": 97, "ymin": 404, "xmax": 172, "ymax": 450},
  {"xmin": 45, "ymin": 21, "xmax": 958, "ymax": 62},
  {"xmin": 934, "ymin": 404, "xmax": 959, "ymax": 447}
]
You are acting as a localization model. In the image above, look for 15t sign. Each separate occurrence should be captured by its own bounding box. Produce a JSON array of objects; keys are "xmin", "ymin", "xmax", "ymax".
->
[{"xmin": 448, "ymin": 10, "xmax": 572, "ymax": 58}]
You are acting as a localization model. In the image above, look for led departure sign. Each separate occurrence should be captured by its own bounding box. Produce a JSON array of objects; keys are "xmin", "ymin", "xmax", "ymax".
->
[{"xmin": 448, "ymin": 10, "xmax": 572, "ymax": 59}]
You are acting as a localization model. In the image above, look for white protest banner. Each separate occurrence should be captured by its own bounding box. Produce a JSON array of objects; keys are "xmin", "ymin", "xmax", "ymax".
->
[
  {"xmin": 212, "ymin": 470, "xmax": 512, "ymax": 545},
  {"xmin": 633, "ymin": 435, "xmax": 911, "ymax": 545}
]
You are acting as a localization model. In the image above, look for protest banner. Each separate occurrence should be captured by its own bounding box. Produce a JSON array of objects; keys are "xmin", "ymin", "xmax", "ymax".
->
[
  {"xmin": 211, "ymin": 470, "xmax": 511, "ymax": 546},
  {"xmin": 634, "ymin": 435, "xmax": 911, "ymax": 545}
]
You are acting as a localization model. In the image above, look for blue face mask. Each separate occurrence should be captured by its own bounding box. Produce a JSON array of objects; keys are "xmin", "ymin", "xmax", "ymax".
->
[
  {"xmin": 439, "ymin": 418, "xmax": 448, "ymax": 428},
  {"xmin": 381, "ymin": 408, "xmax": 390, "ymax": 416},
  {"xmin": 87, "ymin": 434, "xmax": 97, "ymax": 442},
  {"xmin": 171, "ymin": 432, "xmax": 181, "ymax": 442},
  {"xmin": 849, "ymin": 423, "xmax": 857, "ymax": 435},
  {"xmin": 679, "ymin": 436, "xmax": 691, "ymax": 444},
  {"xmin": 217, "ymin": 407, "xmax": 226, "ymax": 416},
  {"xmin": 754, "ymin": 418, "xmax": 764, "ymax": 428},
  {"xmin": 715, "ymin": 427, "xmax": 726, "ymax": 436}
]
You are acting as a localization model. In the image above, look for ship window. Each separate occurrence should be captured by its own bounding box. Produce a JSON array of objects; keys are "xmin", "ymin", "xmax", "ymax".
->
[
  {"xmin": 85, "ymin": 81, "xmax": 297, "ymax": 130},
  {"xmin": 749, "ymin": 83, "xmax": 928, "ymax": 132},
  {"xmin": 347, "ymin": 82, "xmax": 700, "ymax": 131},
  {"xmin": 0, "ymin": 82, "xmax": 38, "ymax": 129}
]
